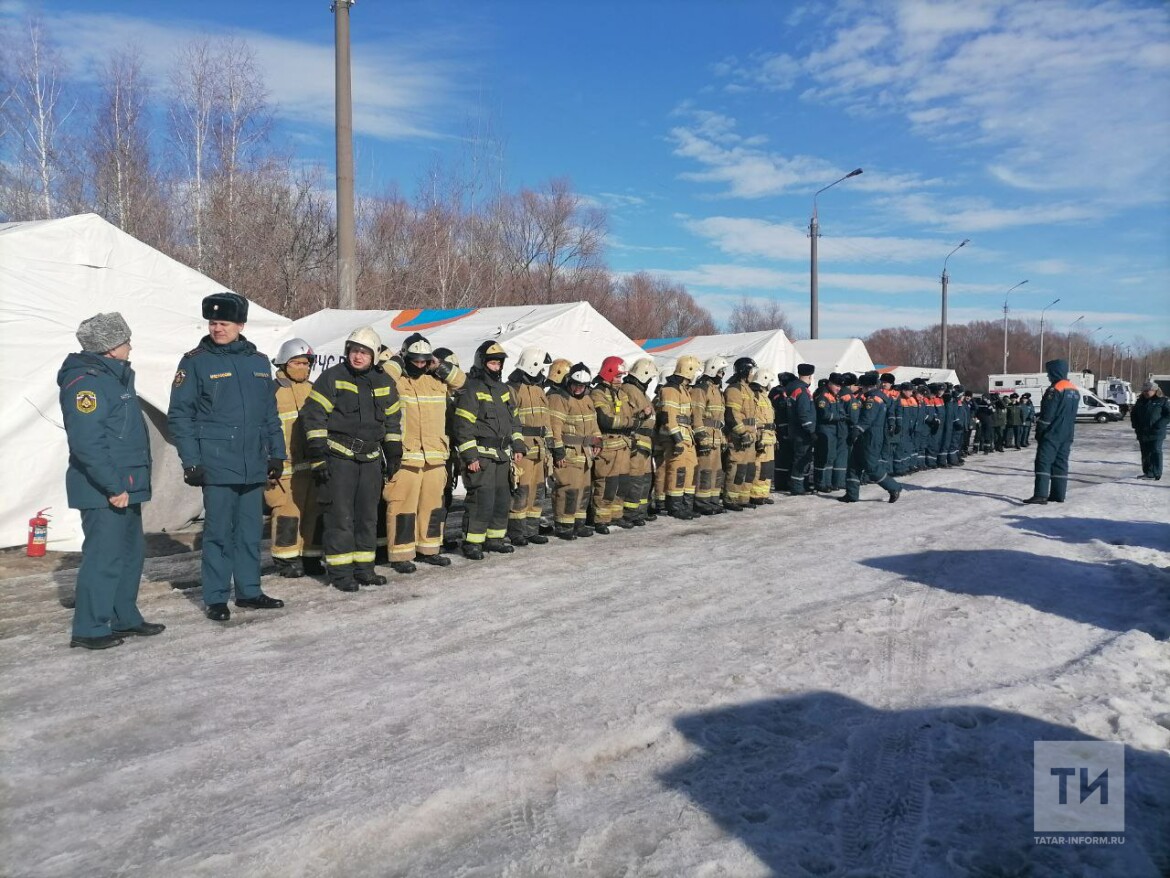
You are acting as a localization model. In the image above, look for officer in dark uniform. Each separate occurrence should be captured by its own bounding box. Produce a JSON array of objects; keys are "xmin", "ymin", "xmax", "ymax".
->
[
  {"xmin": 58, "ymin": 313, "xmax": 164, "ymax": 649},
  {"xmin": 839, "ymin": 372, "xmax": 902, "ymax": 504},
  {"xmin": 786, "ymin": 363, "xmax": 817, "ymax": 494},
  {"xmin": 452, "ymin": 341, "xmax": 527, "ymax": 559},
  {"xmin": 300, "ymin": 326, "xmax": 403, "ymax": 592},
  {"xmin": 813, "ymin": 374, "xmax": 842, "ymax": 492},
  {"xmin": 769, "ymin": 373, "xmax": 794, "ymax": 492},
  {"xmin": 168, "ymin": 293, "xmax": 287, "ymax": 621},
  {"xmin": 834, "ymin": 374, "xmax": 860, "ymax": 489},
  {"xmin": 1024, "ymin": 359, "xmax": 1080, "ymax": 504}
]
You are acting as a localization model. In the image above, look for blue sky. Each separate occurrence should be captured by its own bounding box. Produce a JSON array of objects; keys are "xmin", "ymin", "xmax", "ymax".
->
[{"xmin": 8, "ymin": 0, "xmax": 1170, "ymax": 349}]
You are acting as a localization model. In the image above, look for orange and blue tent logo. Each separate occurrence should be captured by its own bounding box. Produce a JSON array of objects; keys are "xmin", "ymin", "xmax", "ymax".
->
[
  {"xmin": 637, "ymin": 337, "xmax": 695, "ymax": 353},
  {"xmin": 390, "ymin": 308, "xmax": 478, "ymax": 332}
]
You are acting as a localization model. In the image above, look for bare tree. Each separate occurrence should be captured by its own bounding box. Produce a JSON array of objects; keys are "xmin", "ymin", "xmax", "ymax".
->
[
  {"xmin": 167, "ymin": 37, "xmax": 218, "ymax": 270},
  {"xmin": 0, "ymin": 15, "xmax": 76, "ymax": 219},
  {"xmin": 726, "ymin": 296, "xmax": 796, "ymax": 337}
]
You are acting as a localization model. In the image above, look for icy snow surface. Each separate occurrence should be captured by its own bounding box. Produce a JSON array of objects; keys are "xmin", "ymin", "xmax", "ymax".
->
[{"xmin": 1, "ymin": 424, "xmax": 1168, "ymax": 877}]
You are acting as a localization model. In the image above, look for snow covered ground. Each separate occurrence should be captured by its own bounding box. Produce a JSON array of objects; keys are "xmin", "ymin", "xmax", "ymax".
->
[{"xmin": 2, "ymin": 423, "xmax": 1168, "ymax": 878}]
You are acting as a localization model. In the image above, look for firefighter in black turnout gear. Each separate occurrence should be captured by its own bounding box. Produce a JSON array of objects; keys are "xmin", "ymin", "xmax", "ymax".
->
[{"xmin": 452, "ymin": 341, "xmax": 527, "ymax": 559}]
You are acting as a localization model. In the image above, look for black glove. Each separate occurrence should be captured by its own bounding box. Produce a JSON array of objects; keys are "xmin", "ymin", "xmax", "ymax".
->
[
  {"xmin": 183, "ymin": 465, "xmax": 205, "ymax": 487},
  {"xmin": 313, "ymin": 461, "xmax": 330, "ymax": 486},
  {"xmin": 432, "ymin": 358, "xmax": 453, "ymax": 381},
  {"xmin": 848, "ymin": 426, "xmax": 862, "ymax": 445},
  {"xmin": 886, "ymin": 422, "xmax": 899, "ymax": 437},
  {"xmin": 266, "ymin": 459, "xmax": 283, "ymax": 481},
  {"xmin": 734, "ymin": 433, "xmax": 754, "ymax": 451},
  {"xmin": 953, "ymin": 419, "xmax": 963, "ymax": 430}
]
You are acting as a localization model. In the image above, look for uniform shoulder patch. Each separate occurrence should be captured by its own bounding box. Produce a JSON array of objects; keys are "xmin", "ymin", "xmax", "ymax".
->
[
  {"xmin": 76, "ymin": 390, "xmax": 97, "ymax": 413},
  {"xmin": 173, "ymin": 369, "xmax": 186, "ymax": 388},
  {"xmin": 185, "ymin": 347, "xmax": 203, "ymax": 357}
]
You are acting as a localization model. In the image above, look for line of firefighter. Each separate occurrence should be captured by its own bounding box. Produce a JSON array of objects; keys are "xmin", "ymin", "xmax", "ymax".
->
[{"xmin": 265, "ymin": 331, "xmax": 1006, "ymax": 589}]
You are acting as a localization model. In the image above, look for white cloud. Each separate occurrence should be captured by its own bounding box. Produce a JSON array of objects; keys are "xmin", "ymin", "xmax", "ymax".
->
[
  {"xmin": 878, "ymin": 192, "xmax": 1097, "ymax": 232},
  {"xmin": 28, "ymin": 11, "xmax": 463, "ymax": 142}
]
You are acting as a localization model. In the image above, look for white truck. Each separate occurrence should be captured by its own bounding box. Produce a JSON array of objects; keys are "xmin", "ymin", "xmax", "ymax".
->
[
  {"xmin": 987, "ymin": 372, "xmax": 1123, "ymax": 423},
  {"xmin": 1079, "ymin": 370, "xmax": 1137, "ymax": 414}
]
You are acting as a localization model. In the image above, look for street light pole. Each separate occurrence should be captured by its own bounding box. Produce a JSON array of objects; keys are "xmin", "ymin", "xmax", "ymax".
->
[
  {"xmin": 1001, "ymin": 280, "xmax": 1029, "ymax": 373},
  {"xmin": 940, "ymin": 239, "xmax": 969, "ymax": 368},
  {"xmin": 333, "ymin": 0, "xmax": 357, "ymax": 309},
  {"xmin": 1080, "ymin": 325, "xmax": 1103, "ymax": 375},
  {"xmin": 1038, "ymin": 297, "xmax": 1060, "ymax": 370},
  {"xmin": 1066, "ymin": 315, "xmax": 1084, "ymax": 365},
  {"xmin": 809, "ymin": 167, "xmax": 862, "ymax": 339}
]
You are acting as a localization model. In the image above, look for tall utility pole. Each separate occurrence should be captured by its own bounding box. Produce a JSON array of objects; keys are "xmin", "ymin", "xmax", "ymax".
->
[
  {"xmin": 808, "ymin": 167, "xmax": 862, "ymax": 339},
  {"xmin": 1038, "ymin": 297, "xmax": 1060, "ymax": 370},
  {"xmin": 1001, "ymin": 280, "xmax": 1028, "ymax": 373},
  {"xmin": 940, "ymin": 239, "xmax": 969, "ymax": 368},
  {"xmin": 333, "ymin": 0, "xmax": 357, "ymax": 309}
]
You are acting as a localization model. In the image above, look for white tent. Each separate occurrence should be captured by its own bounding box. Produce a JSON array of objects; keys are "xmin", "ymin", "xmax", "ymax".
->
[
  {"xmin": 792, "ymin": 338, "xmax": 875, "ymax": 383},
  {"xmin": 877, "ymin": 365, "xmax": 962, "ymax": 386},
  {"xmin": 0, "ymin": 214, "xmax": 292, "ymax": 550},
  {"xmin": 287, "ymin": 302, "xmax": 644, "ymax": 376},
  {"xmin": 637, "ymin": 329, "xmax": 798, "ymax": 377}
]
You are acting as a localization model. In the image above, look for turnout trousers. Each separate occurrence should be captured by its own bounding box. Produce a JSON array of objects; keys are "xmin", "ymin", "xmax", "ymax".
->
[
  {"xmin": 789, "ymin": 432, "xmax": 815, "ymax": 494},
  {"xmin": 590, "ymin": 446, "xmax": 630, "ymax": 525},
  {"xmin": 202, "ymin": 483, "xmax": 265, "ymax": 606},
  {"xmin": 264, "ymin": 471, "xmax": 320, "ymax": 562},
  {"xmin": 622, "ymin": 448, "xmax": 653, "ymax": 522},
  {"xmin": 722, "ymin": 445, "xmax": 757, "ymax": 506},
  {"xmin": 384, "ymin": 463, "xmax": 448, "ymax": 561},
  {"xmin": 752, "ymin": 445, "xmax": 776, "ymax": 499},
  {"xmin": 553, "ymin": 459, "xmax": 592, "ymax": 527},
  {"xmin": 1033, "ymin": 436, "xmax": 1072, "ymax": 501},
  {"xmin": 508, "ymin": 453, "xmax": 548, "ymax": 540},
  {"xmin": 462, "ymin": 459, "xmax": 512, "ymax": 546},
  {"xmin": 694, "ymin": 448, "xmax": 724, "ymax": 510},
  {"xmin": 73, "ymin": 504, "xmax": 146, "ymax": 638},
  {"xmin": 320, "ymin": 457, "xmax": 381, "ymax": 583}
]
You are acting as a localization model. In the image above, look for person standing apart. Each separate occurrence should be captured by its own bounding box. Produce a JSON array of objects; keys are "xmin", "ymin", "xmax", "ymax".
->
[
  {"xmin": 266, "ymin": 339, "xmax": 322, "ymax": 578},
  {"xmin": 59, "ymin": 313, "xmax": 163, "ymax": 649},
  {"xmin": 1024, "ymin": 359, "xmax": 1080, "ymax": 505},
  {"xmin": 1132, "ymin": 380, "xmax": 1170, "ymax": 480}
]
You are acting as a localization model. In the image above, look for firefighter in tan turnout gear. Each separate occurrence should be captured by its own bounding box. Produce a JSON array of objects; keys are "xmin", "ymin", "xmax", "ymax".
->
[
  {"xmin": 378, "ymin": 333, "xmax": 464, "ymax": 573},
  {"xmin": 654, "ymin": 355, "xmax": 700, "ymax": 520},
  {"xmin": 300, "ymin": 326, "xmax": 403, "ymax": 592},
  {"xmin": 547, "ymin": 362, "xmax": 601, "ymax": 540},
  {"xmin": 722, "ymin": 356, "xmax": 760, "ymax": 511},
  {"xmin": 265, "ymin": 338, "xmax": 323, "ymax": 577},
  {"xmin": 750, "ymin": 367, "xmax": 778, "ymax": 505},
  {"xmin": 590, "ymin": 356, "xmax": 643, "ymax": 533},
  {"xmin": 507, "ymin": 346, "xmax": 553, "ymax": 546},
  {"xmin": 690, "ymin": 355, "xmax": 729, "ymax": 516},
  {"xmin": 620, "ymin": 358, "xmax": 657, "ymax": 525},
  {"xmin": 452, "ymin": 341, "xmax": 527, "ymax": 560}
]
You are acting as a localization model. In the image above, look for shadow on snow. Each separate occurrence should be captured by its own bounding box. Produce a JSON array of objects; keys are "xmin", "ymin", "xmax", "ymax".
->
[{"xmin": 1005, "ymin": 516, "xmax": 1170, "ymax": 554}]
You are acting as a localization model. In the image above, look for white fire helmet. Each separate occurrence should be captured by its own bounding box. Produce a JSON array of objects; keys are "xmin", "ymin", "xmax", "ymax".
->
[
  {"xmin": 401, "ymin": 333, "xmax": 433, "ymax": 358},
  {"xmin": 752, "ymin": 367, "xmax": 776, "ymax": 390},
  {"xmin": 345, "ymin": 326, "xmax": 382, "ymax": 355},
  {"xmin": 627, "ymin": 358, "xmax": 658, "ymax": 384},
  {"xmin": 273, "ymin": 338, "xmax": 315, "ymax": 366},
  {"xmin": 517, "ymin": 346, "xmax": 551, "ymax": 378},
  {"xmin": 704, "ymin": 355, "xmax": 730, "ymax": 378}
]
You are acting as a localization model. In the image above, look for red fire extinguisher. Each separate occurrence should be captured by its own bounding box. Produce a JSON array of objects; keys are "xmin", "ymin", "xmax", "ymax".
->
[{"xmin": 27, "ymin": 508, "xmax": 51, "ymax": 557}]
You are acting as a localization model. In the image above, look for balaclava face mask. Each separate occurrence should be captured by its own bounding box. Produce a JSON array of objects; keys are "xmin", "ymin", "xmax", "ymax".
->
[{"xmin": 284, "ymin": 359, "xmax": 312, "ymax": 383}]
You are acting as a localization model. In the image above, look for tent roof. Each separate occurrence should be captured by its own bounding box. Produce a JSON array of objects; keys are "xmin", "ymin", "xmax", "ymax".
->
[
  {"xmin": 0, "ymin": 213, "xmax": 291, "ymax": 549},
  {"xmin": 875, "ymin": 365, "xmax": 962, "ymax": 386},
  {"xmin": 638, "ymin": 329, "xmax": 798, "ymax": 376},
  {"xmin": 288, "ymin": 302, "xmax": 644, "ymax": 375}
]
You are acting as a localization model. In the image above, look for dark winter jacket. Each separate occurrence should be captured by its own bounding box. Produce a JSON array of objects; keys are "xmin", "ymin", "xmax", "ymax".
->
[
  {"xmin": 1131, "ymin": 393, "xmax": 1170, "ymax": 441},
  {"xmin": 58, "ymin": 352, "xmax": 152, "ymax": 509},
  {"xmin": 1035, "ymin": 359, "xmax": 1079, "ymax": 446}
]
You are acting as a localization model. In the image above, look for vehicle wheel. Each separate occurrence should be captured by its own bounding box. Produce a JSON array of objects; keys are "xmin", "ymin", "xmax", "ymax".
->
[{"xmin": 1095, "ymin": 413, "xmax": 1107, "ymax": 423}]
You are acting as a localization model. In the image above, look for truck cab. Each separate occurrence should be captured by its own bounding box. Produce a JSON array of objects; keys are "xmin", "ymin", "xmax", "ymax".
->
[{"xmin": 1077, "ymin": 391, "xmax": 1123, "ymax": 423}]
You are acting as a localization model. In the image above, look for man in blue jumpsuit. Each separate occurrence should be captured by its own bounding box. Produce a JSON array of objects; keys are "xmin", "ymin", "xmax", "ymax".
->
[
  {"xmin": 168, "ymin": 293, "xmax": 287, "ymax": 621},
  {"xmin": 786, "ymin": 363, "xmax": 817, "ymax": 495},
  {"xmin": 838, "ymin": 372, "xmax": 902, "ymax": 504},
  {"xmin": 1024, "ymin": 359, "xmax": 1080, "ymax": 505},
  {"xmin": 58, "ymin": 313, "xmax": 164, "ymax": 649}
]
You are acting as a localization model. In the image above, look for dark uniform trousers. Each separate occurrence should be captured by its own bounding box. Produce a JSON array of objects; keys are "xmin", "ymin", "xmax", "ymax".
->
[
  {"xmin": 202, "ymin": 483, "xmax": 265, "ymax": 606},
  {"xmin": 845, "ymin": 441, "xmax": 902, "ymax": 501},
  {"xmin": 1033, "ymin": 436, "xmax": 1072, "ymax": 502},
  {"xmin": 789, "ymin": 431, "xmax": 815, "ymax": 494},
  {"xmin": 74, "ymin": 505, "xmax": 146, "ymax": 638},
  {"xmin": 463, "ymin": 459, "xmax": 512, "ymax": 543},
  {"xmin": 320, "ymin": 457, "xmax": 382, "ymax": 579},
  {"xmin": 814, "ymin": 426, "xmax": 839, "ymax": 490}
]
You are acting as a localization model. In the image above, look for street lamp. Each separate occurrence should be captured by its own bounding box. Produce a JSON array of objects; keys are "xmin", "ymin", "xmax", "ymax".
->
[
  {"xmin": 1066, "ymin": 315, "xmax": 1084, "ymax": 364},
  {"xmin": 940, "ymin": 239, "xmax": 969, "ymax": 368},
  {"xmin": 1038, "ymin": 297, "xmax": 1061, "ymax": 370},
  {"xmin": 1095, "ymin": 334, "xmax": 1112, "ymax": 376},
  {"xmin": 1078, "ymin": 325, "xmax": 1103, "ymax": 374},
  {"xmin": 1001, "ymin": 280, "xmax": 1029, "ymax": 372},
  {"xmin": 809, "ymin": 167, "xmax": 863, "ymax": 339}
]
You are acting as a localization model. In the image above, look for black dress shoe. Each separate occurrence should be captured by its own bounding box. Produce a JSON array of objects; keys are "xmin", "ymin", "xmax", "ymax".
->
[
  {"xmin": 416, "ymin": 553, "xmax": 451, "ymax": 567},
  {"xmin": 1022, "ymin": 496, "xmax": 1048, "ymax": 505},
  {"xmin": 484, "ymin": 539, "xmax": 515, "ymax": 554},
  {"xmin": 112, "ymin": 621, "xmax": 166, "ymax": 637},
  {"xmin": 70, "ymin": 633, "xmax": 125, "ymax": 649},
  {"xmin": 888, "ymin": 489, "xmax": 901, "ymax": 504},
  {"xmin": 354, "ymin": 572, "xmax": 387, "ymax": 586},
  {"xmin": 528, "ymin": 534, "xmax": 550, "ymax": 544},
  {"xmin": 206, "ymin": 603, "xmax": 231, "ymax": 621},
  {"xmin": 390, "ymin": 560, "xmax": 417, "ymax": 574},
  {"xmin": 235, "ymin": 593, "xmax": 285, "ymax": 609},
  {"xmin": 837, "ymin": 496, "xmax": 858, "ymax": 503}
]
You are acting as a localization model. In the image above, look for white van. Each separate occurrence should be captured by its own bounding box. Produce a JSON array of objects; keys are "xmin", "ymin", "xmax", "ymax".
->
[
  {"xmin": 1077, "ymin": 391, "xmax": 1123, "ymax": 423},
  {"xmin": 987, "ymin": 372, "xmax": 1122, "ymax": 423}
]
